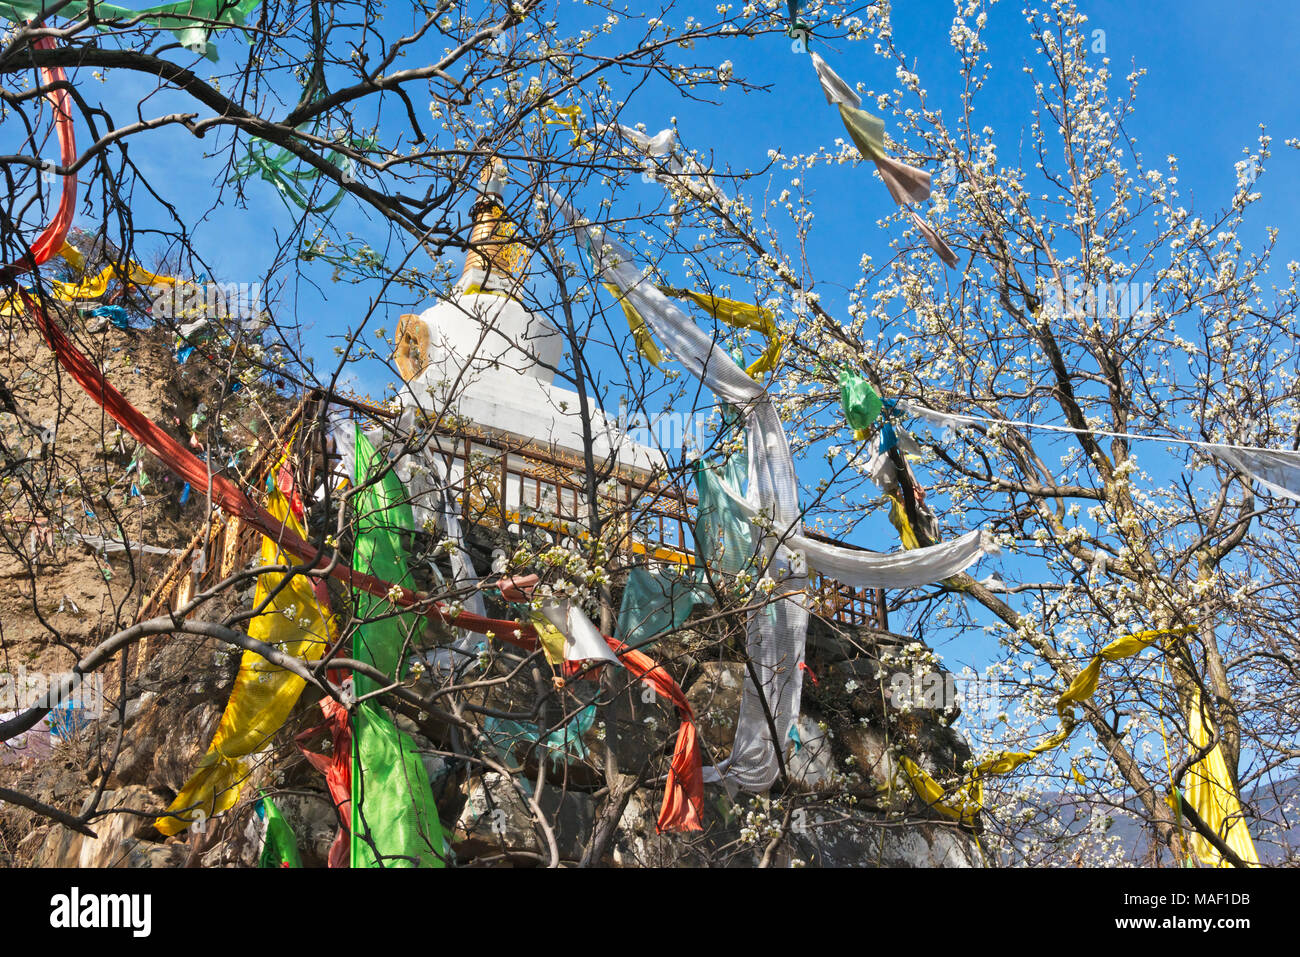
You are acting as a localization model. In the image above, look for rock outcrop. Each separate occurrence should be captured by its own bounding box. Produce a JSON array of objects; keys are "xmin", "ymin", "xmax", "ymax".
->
[{"xmin": 1, "ymin": 314, "xmax": 983, "ymax": 868}]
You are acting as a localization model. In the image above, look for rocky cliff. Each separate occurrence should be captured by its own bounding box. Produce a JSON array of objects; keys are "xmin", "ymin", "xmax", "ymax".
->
[{"xmin": 1, "ymin": 316, "xmax": 983, "ymax": 868}]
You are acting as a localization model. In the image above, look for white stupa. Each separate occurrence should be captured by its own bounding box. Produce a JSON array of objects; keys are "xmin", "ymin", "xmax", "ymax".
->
[{"xmin": 394, "ymin": 159, "xmax": 660, "ymax": 476}]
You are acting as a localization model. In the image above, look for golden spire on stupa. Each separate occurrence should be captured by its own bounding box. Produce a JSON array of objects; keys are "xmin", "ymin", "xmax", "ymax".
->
[
  {"xmin": 395, "ymin": 155, "xmax": 532, "ymax": 382},
  {"xmin": 458, "ymin": 155, "xmax": 528, "ymax": 297}
]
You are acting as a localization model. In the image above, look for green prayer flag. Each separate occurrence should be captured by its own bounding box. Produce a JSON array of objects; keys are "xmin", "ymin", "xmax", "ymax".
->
[
  {"xmin": 0, "ymin": 0, "xmax": 262, "ymax": 62},
  {"xmin": 233, "ymin": 130, "xmax": 375, "ymax": 213},
  {"xmin": 483, "ymin": 705, "xmax": 597, "ymax": 769},
  {"xmin": 615, "ymin": 567, "xmax": 711, "ymax": 649},
  {"xmin": 838, "ymin": 369, "xmax": 882, "ymax": 438},
  {"xmin": 693, "ymin": 421, "xmax": 754, "ymax": 577},
  {"xmin": 256, "ymin": 793, "xmax": 302, "ymax": 869},
  {"xmin": 350, "ymin": 426, "xmax": 446, "ymax": 868}
]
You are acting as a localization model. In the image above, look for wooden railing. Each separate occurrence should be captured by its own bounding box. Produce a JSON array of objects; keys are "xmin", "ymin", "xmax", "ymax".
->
[
  {"xmin": 131, "ymin": 388, "xmax": 886, "ymax": 654},
  {"xmin": 331, "ymin": 391, "xmax": 887, "ymax": 630}
]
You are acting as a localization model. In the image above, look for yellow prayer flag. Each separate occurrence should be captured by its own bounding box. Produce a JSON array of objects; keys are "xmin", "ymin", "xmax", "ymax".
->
[
  {"xmin": 899, "ymin": 755, "xmax": 982, "ymax": 826},
  {"xmin": 603, "ymin": 282, "xmax": 665, "ymax": 367},
  {"xmin": 542, "ymin": 102, "xmax": 588, "ymax": 147},
  {"xmin": 51, "ymin": 261, "xmax": 179, "ymax": 301},
  {"xmin": 58, "ymin": 240, "xmax": 85, "ymax": 273},
  {"xmin": 895, "ymin": 625, "xmax": 1196, "ymax": 824},
  {"xmin": 886, "ymin": 493, "xmax": 921, "ymax": 551},
  {"xmin": 532, "ymin": 613, "xmax": 567, "ymax": 667},
  {"xmin": 155, "ymin": 489, "xmax": 334, "ymax": 836},
  {"xmin": 1183, "ymin": 686, "xmax": 1259, "ymax": 867},
  {"xmin": 655, "ymin": 287, "xmax": 785, "ymax": 379}
]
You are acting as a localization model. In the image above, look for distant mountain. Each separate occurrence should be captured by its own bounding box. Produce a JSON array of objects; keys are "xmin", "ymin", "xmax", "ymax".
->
[{"xmin": 1020, "ymin": 774, "xmax": 1299, "ymax": 866}]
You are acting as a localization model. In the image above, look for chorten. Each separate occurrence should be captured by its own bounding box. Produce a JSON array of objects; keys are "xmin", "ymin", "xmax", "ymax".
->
[{"xmin": 394, "ymin": 158, "xmax": 659, "ymax": 475}]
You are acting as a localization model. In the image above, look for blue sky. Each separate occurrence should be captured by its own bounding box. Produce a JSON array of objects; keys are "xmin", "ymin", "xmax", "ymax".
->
[
  {"xmin": 27, "ymin": 2, "xmax": 1297, "ymax": 346},
  {"xmin": 25, "ymin": 0, "xmax": 1296, "ymax": 388},
  {"xmin": 204, "ymin": 2, "xmax": 1299, "ymax": 411}
]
